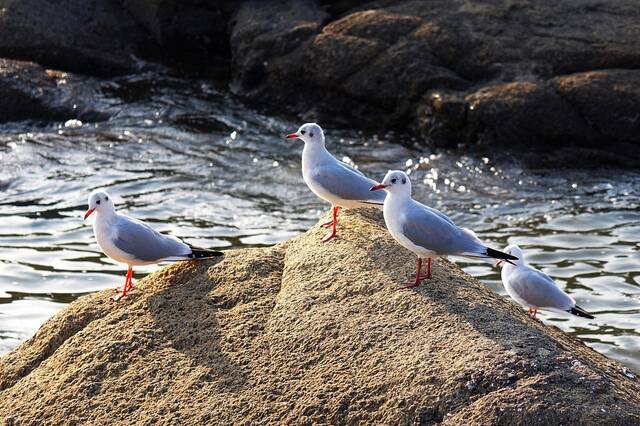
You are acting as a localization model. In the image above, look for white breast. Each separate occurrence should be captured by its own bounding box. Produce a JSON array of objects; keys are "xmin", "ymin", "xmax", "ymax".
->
[
  {"xmin": 93, "ymin": 217, "xmax": 136, "ymax": 265},
  {"xmin": 502, "ymin": 272, "xmax": 532, "ymax": 309},
  {"xmin": 383, "ymin": 198, "xmax": 438, "ymax": 258}
]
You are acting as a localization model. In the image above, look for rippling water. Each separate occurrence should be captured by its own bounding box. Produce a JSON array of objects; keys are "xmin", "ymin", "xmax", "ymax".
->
[{"xmin": 1, "ymin": 75, "xmax": 639, "ymax": 373}]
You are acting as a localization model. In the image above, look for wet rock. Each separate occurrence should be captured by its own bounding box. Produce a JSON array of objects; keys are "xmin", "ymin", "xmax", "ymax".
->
[
  {"xmin": 0, "ymin": 0, "xmax": 150, "ymax": 75},
  {"xmin": 230, "ymin": 0, "xmax": 640, "ymax": 167},
  {"xmin": 426, "ymin": 70, "xmax": 640, "ymax": 167},
  {"xmin": 1, "ymin": 210, "xmax": 639, "ymax": 424},
  {"xmin": 0, "ymin": 58, "xmax": 111, "ymax": 123}
]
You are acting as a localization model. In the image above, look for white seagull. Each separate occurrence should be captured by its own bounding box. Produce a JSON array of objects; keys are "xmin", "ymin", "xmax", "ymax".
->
[
  {"xmin": 287, "ymin": 123, "xmax": 385, "ymax": 242},
  {"xmin": 370, "ymin": 170, "xmax": 517, "ymax": 288},
  {"xmin": 84, "ymin": 190, "xmax": 223, "ymax": 301},
  {"xmin": 498, "ymin": 244, "xmax": 594, "ymax": 319}
]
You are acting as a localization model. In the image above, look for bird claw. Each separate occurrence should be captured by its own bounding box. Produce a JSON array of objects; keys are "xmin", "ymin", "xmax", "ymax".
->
[
  {"xmin": 111, "ymin": 292, "xmax": 127, "ymax": 302},
  {"xmin": 321, "ymin": 220, "xmax": 334, "ymax": 228},
  {"xmin": 412, "ymin": 273, "xmax": 432, "ymax": 280},
  {"xmin": 398, "ymin": 281, "xmax": 420, "ymax": 289},
  {"xmin": 322, "ymin": 232, "xmax": 336, "ymax": 243},
  {"xmin": 112, "ymin": 281, "xmax": 133, "ymax": 302}
]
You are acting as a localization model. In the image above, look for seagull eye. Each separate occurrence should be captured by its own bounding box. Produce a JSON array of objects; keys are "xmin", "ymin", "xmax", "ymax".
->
[
  {"xmin": 96, "ymin": 200, "xmax": 101, "ymax": 205},
  {"xmin": 391, "ymin": 178, "xmax": 397, "ymax": 184},
  {"xmin": 301, "ymin": 130, "xmax": 306, "ymax": 135}
]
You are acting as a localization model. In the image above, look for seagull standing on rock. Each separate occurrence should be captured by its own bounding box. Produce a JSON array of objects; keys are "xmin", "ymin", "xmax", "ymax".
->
[
  {"xmin": 370, "ymin": 170, "xmax": 517, "ymax": 288},
  {"xmin": 84, "ymin": 190, "xmax": 223, "ymax": 301},
  {"xmin": 287, "ymin": 123, "xmax": 385, "ymax": 242},
  {"xmin": 498, "ymin": 244, "xmax": 594, "ymax": 319}
]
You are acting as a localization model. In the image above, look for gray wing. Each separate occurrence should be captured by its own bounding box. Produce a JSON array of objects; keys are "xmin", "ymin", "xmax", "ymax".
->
[
  {"xmin": 508, "ymin": 268, "xmax": 574, "ymax": 310},
  {"xmin": 113, "ymin": 215, "xmax": 191, "ymax": 262},
  {"xmin": 400, "ymin": 201, "xmax": 484, "ymax": 256},
  {"xmin": 338, "ymin": 160, "xmax": 365, "ymax": 177},
  {"xmin": 311, "ymin": 161, "xmax": 385, "ymax": 205}
]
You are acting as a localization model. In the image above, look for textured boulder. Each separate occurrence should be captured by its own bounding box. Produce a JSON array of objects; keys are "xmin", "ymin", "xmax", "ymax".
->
[
  {"xmin": 0, "ymin": 0, "xmax": 150, "ymax": 75},
  {"xmin": 230, "ymin": 0, "xmax": 640, "ymax": 166},
  {"xmin": 1, "ymin": 210, "xmax": 639, "ymax": 424},
  {"xmin": 0, "ymin": 0, "xmax": 235, "ymax": 75}
]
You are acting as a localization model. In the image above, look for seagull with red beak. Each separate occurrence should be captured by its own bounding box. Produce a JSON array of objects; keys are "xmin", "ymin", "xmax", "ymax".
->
[
  {"xmin": 84, "ymin": 190, "xmax": 223, "ymax": 301},
  {"xmin": 286, "ymin": 123, "xmax": 385, "ymax": 242},
  {"xmin": 371, "ymin": 170, "xmax": 517, "ymax": 288}
]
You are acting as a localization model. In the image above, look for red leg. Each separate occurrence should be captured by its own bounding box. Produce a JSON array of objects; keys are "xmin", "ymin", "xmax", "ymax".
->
[
  {"xmin": 322, "ymin": 206, "xmax": 340, "ymax": 242},
  {"xmin": 400, "ymin": 257, "xmax": 423, "ymax": 289},
  {"xmin": 528, "ymin": 307, "xmax": 538, "ymax": 318},
  {"xmin": 112, "ymin": 267, "xmax": 133, "ymax": 302},
  {"xmin": 114, "ymin": 268, "xmax": 130, "ymax": 293},
  {"xmin": 417, "ymin": 257, "xmax": 432, "ymax": 279}
]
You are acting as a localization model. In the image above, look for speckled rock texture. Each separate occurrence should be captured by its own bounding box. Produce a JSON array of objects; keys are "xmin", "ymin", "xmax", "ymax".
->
[{"xmin": 1, "ymin": 210, "xmax": 639, "ymax": 424}]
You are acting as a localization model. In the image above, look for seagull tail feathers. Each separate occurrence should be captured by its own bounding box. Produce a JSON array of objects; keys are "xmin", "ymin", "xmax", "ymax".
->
[
  {"xmin": 188, "ymin": 248, "xmax": 224, "ymax": 260},
  {"xmin": 568, "ymin": 305, "xmax": 595, "ymax": 319}
]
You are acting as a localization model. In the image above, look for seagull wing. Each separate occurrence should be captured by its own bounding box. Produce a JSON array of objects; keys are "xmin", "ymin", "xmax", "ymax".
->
[
  {"xmin": 310, "ymin": 161, "xmax": 385, "ymax": 205},
  {"xmin": 112, "ymin": 215, "xmax": 191, "ymax": 262},
  {"xmin": 338, "ymin": 160, "xmax": 365, "ymax": 177},
  {"xmin": 400, "ymin": 201, "xmax": 485, "ymax": 256},
  {"xmin": 506, "ymin": 267, "xmax": 574, "ymax": 310}
]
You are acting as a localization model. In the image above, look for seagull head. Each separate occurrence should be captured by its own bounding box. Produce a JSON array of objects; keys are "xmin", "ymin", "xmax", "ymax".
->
[
  {"xmin": 496, "ymin": 244, "xmax": 524, "ymax": 267},
  {"xmin": 370, "ymin": 170, "xmax": 411, "ymax": 195},
  {"xmin": 286, "ymin": 123, "xmax": 324, "ymax": 145},
  {"xmin": 84, "ymin": 190, "xmax": 115, "ymax": 220}
]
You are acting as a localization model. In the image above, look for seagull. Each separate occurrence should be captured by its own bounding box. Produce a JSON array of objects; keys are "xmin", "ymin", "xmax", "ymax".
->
[
  {"xmin": 370, "ymin": 170, "xmax": 517, "ymax": 288},
  {"xmin": 498, "ymin": 244, "xmax": 594, "ymax": 319},
  {"xmin": 83, "ymin": 190, "xmax": 223, "ymax": 301},
  {"xmin": 286, "ymin": 123, "xmax": 385, "ymax": 242}
]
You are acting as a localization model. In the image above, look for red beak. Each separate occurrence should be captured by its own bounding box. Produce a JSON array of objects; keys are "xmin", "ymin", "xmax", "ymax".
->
[
  {"xmin": 84, "ymin": 208, "xmax": 95, "ymax": 220},
  {"xmin": 286, "ymin": 133, "xmax": 299, "ymax": 139},
  {"xmin": 370, "ymin": 184, "xmax": 387, "ymax": 191}
]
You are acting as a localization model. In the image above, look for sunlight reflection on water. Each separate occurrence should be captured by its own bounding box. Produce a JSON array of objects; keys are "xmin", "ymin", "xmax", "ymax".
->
[{"xmin": 0, "ymin": 76, "xmax": 639, "ymax": 372}]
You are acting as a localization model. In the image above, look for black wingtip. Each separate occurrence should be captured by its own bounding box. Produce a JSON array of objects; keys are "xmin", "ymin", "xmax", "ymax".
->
[
  {"xmin": 485, "ymin": 247, "xmax": 519, "ymax": 262},
  {"xmin": 188, "ymin": 249, "xmax": 224, "ymax": 260},
  {"xmin": 569, "ymin": 305, "xmax": 595, "ymax": 319}
]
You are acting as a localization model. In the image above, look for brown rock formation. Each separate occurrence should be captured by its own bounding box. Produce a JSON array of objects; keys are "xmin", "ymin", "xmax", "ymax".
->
[
  {"xmin": 1, "ymin": 210, "xmax": 639, "ymax": 424},
  {"xmin": 230, "ymin": 0, "xmax": 640, "ymax": 167}
]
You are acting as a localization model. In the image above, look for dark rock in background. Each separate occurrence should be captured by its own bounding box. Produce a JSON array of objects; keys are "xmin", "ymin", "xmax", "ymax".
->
[
  {"xmin": 230, "ymin": 0, "xmax": 640, "ymax": 166},
  {"xmin": 0, "ymin": 0, "xmax": 149, "ymax": 75},
  {"xmin": 123, "ymin": 0, "xmax": 236, "ymax": 76},
  {"xmin": 0, "ymin": 58, "xmax": 111, "ymax": 122},
  {"xmin": 0, "ymin": 0, "xmax": 639, "ymax": 166}
]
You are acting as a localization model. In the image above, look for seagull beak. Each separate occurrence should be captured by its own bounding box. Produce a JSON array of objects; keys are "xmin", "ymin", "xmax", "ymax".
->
[
  {"xmin": 286, "ymin": 133, "xmax": 299, "ymax": 140},
  {"xmin": 495, "ymin": 260, "xmax": 504, "ymax": 267},
  {"xmin": 84, "ymin": 208, "xmax": 95, "ymax": 220},
  {"xmin": 370, "ymin": 184, "xmax": 387, "ymax": 191}
]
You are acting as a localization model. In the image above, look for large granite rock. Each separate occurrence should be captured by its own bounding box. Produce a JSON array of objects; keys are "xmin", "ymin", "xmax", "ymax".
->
[{"xmin": 1, "ymin": 210, "xmax": 638, "ymax": 424}]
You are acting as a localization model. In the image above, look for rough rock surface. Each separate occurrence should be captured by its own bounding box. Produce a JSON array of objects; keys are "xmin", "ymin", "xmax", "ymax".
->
[
  {"xmin": 1, "ymin": 210, "xmax": 639, "ymax": 424},
  {"xmin": 230, "ymin": 0, "xmax": 640, "ymax": 167},
  {"xmin": 0, "ymin": 58, "xmax": 110, "ymax": 122},
  {"xmin": 0, "ymin": 0, "xmax": 150, "ymax": 75}
]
